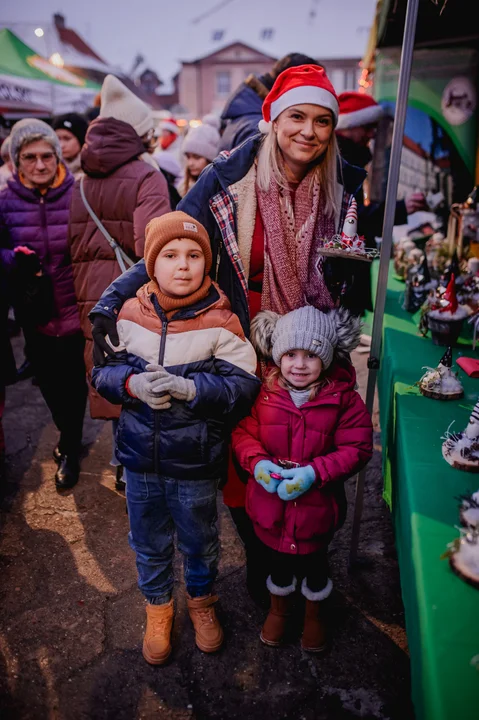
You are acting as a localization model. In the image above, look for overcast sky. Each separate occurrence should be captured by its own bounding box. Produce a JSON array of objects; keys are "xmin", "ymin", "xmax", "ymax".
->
[{"xmin": 2, "ymin": 0, "xmax": 377, "ymax": 87}]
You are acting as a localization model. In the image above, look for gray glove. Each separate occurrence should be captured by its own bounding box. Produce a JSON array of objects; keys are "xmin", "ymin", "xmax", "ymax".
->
[
  {"xmin": 127, "ymin": 371, "xmax": 171, "ymax": 410},
  {"xmin": 146, "ymin": 363, "xmax": 196, "ymax": 402}
]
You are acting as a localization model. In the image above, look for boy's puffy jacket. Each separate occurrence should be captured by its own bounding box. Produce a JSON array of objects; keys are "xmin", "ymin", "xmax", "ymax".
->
[
  {"xmin": 232, "ymin": 362, "xmax": 373, "ymax": 554},
  {"xmin": 92, "ymin": 281, "xmax": 260, "ymax": 480}
]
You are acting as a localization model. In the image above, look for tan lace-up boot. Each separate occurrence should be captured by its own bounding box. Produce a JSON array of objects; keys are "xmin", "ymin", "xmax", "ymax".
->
[
  {"xmin": 186, "ymin": 594, "xmax": 224, "ymax": 652},
  {"xmin": 143, "ymin": 599, "xmax": 174, "ymax": 665}
]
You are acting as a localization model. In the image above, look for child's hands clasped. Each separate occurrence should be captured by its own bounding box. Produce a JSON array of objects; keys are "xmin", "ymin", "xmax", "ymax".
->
[
  {"xmin": 146, "ymin": 364, "xmax": 196, "ymax": 402},
  {"xmin": 254, "ymin": 460, "xmax": 284, "ymax": 493},
  {"xmin": 277, "ymin": 465, "xmax": 316, "ymax": 501},
  {"xmin": 128, "ymin": 371, "xmax": 172, "ymax": 410}
]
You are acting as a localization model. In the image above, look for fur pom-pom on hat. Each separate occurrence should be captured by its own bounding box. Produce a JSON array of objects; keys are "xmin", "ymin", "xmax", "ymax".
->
[
  {"xmin": 250, "ymin": 310, "xmax": 281, "ymax": 360},
  {"xmin": 251, "ymin": 306, "xmax": 361, "ymax": 369}
]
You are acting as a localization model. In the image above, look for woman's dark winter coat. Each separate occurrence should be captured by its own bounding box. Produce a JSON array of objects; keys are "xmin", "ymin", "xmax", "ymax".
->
[
  {"xmin": 90, "ymin": 135, "xmax": 367, "ymax": 338},
  {"xmin": 0, "ymin": 171, "xmax": 80, "ymax": 337}
]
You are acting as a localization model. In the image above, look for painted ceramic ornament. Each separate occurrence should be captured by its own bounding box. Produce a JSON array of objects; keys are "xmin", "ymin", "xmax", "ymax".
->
[
  {"xmin": 423, "ymin": 275, "xmax": 469, "ymax": 346},
  {"xmin": 442, "ymin": 399, "xmax": 479, "ymax": 472},
  {"xmin": 443, "ymin": 527, "xmax": 479, "ymax": 590},
  {"xmin": 458, "ymin": 489, "xmax": 479, "ymax": 529},
  {"xmin": 404, "ymin": 254, "xmax": 436, "ymax": 313},
  {"xmin": 418, "ymin": 346, "xmax": 464, "ymax": 400},
  {"xmin": 320, "ymin": 198, "xmax": 379, "ymax": 262},
  {"xmin": 443, "ymin": 249, "xmax": 464, "ymax": 286},
  {"xmin": 442, "ymin": 486, "xmax": 479, "ymax": 590}
]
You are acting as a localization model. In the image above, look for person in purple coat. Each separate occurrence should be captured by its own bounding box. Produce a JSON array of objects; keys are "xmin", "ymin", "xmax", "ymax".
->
[{"xmin": 0, "ymin": 119, "xmax": 87, "ymax": 490}]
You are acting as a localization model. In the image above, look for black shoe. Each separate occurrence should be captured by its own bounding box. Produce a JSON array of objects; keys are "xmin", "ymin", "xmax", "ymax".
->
[
  {"xmin": 53, "ymin": 446, "xmax": 62, "ymax": 465},
  {"xmin": 16, "ymin": 359, "xmax": 35, "ymax": 383},
  {"xmin": 115, "ymin": 465, "xmax": 126, "ymax": 492},
  {"xmin": 55, "ymin": 455, "xmax": 80, "ymax": 490}
]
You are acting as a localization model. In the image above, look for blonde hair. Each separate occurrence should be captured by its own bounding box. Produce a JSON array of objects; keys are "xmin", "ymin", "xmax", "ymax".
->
[
  {"xmin": 179, "ymin": 168, "xmax": 196, "ymax": 198},
  {"xmin": 264, "ymin": 365, "xmax": 330, "ymax": 401},
  {"xmin": 256, "ymin": 124, "xmax": 339, "ymax": 217}
]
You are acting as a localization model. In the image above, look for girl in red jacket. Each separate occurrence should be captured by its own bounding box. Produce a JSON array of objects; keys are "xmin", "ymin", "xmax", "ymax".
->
[{"xmin": 232, "ymin": 306, "xmax": 373, "ymax": 652}]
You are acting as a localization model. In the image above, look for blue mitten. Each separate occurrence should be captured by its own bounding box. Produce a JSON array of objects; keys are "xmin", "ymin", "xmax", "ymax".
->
[
  {"xmin": 254, "ymin": 460, "xmax": 284, "ymax": 494},
  {"xmin": 277, "ymin": 465, "xmax": 316, "ymax": 501}
]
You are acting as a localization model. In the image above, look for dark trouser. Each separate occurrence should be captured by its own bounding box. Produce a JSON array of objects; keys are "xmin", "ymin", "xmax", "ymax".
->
[
  {"xmin": 24, "ymin": 330, "xmax": 87, "ymax": 455},
  {"xmin": 269, "ymin": 546, "xmax": 329, "ymax": 593},
  {"xmin": 228, "ymin": 507, "xmax": 269, "ymax": 575}
]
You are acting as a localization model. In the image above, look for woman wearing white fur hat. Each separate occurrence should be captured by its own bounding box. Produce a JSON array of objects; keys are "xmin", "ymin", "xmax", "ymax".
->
[
  {"xmin": 68, "ymin": 74, "xmax": 171, "ymax": 490},
  {"xmin": 90, "ymin": 64, "xmax": 368, "ymax": 599},
  {"xmin": 232, "ymin": 305, "xmax": 372, "ymax": 650},
  {"xmin": 179, "ymin": 114, "xmax": 221, "ymax": 197}
]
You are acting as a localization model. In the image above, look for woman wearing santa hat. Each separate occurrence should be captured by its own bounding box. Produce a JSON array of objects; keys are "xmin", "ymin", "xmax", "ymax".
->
[{"xmin": 89, "ymin": 65, "xmax": 367, "ymax": 604}]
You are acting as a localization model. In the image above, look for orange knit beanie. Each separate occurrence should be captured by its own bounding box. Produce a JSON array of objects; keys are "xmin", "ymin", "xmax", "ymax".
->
[{"xmin": 144, "ymin": 211, "xmax": 212, "ymax": 279}]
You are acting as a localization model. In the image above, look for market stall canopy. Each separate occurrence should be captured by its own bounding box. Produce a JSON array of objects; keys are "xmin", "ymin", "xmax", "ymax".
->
[
  {"xmin": 374, "ymin": 0, "xmax": 479, "ymax": 49},
  {"xmin": 363, "ymin": 0, "xmax": 479, "ymax": 72},
  {"xmin": 0, "ymin": 29, "xmax": 101, "ymax": 117}
]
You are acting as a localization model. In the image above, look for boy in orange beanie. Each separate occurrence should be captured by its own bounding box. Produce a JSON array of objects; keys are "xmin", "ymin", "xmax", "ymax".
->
[{"xmin": 92, "ymin": 211, "xmax": 259, "ymax": 665}]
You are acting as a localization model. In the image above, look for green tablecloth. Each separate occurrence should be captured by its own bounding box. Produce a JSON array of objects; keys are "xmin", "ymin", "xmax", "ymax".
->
[{"xmin": 369, "ymin": 261, "xmax": 479, "ymax": 720}]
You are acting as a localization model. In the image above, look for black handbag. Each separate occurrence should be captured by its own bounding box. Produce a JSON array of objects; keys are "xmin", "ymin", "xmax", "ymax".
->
[{"xmin": 13, "ymin": 268, "xmax": 56, "ymax": 328}]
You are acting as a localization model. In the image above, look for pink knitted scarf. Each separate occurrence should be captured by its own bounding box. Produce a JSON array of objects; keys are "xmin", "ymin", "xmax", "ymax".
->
[{"xmin": 257, "ymin": 169, "xmax": 335, "ymax": 314}]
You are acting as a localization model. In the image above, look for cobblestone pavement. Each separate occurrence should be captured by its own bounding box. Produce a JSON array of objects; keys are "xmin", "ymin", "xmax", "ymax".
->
[{"xmin": 0, "ymin": 336, "xmax": 414, "ymax": 720}]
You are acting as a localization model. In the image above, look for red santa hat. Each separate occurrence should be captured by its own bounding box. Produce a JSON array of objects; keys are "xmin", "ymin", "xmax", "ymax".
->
[
  {"xmin": 158, "ymin": 118, "xmax": 181, "ymax": 136},
  {"xmin": 259, "ymin": 64, "xmax": 339, "ymax": 134},
  {"xmin": 336, "ymin": 92, "xmax": 384, "ymax": 130}
]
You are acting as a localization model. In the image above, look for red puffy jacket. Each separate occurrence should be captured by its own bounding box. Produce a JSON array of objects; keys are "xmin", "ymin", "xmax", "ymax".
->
[{"xmin": 232, "ymin": 361, "xmax": 373, "ymax": 554}]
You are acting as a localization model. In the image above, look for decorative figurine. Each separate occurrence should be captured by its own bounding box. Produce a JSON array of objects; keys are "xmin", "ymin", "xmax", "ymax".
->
[
  {"xmin": 320, "ymin": 198, "xmax": 379, "ymax": 261},
  {"xmin": 418, "ymin": 346, "xmax": 464, "ymax": 400},
  {"xmin": 442, "ymin": 399, "xmax": 479, "ymax": 472}
]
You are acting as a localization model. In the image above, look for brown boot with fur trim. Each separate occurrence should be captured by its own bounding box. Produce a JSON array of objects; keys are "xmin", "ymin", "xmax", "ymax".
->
[
  {"xmin": 300, "ymin": 577, "xmax": 332, "ymax": 653},
  {"xmin": 260, "ymin": 576, "xmax": 296, "ymax": 647},
  {"xmin": 187, "ymin": 594, "xmax": 224, "ymax": 652},
  {"xmin": 143, "ymin": 599, "xmax": 174, "ymax": 665}
]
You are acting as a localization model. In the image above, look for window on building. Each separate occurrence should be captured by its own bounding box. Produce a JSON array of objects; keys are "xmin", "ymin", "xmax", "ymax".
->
[
  {"xmin": 343, "ymin": 69, "xmax": 356, "ymax": 90},
  {"xmin": 212, "ymin": 30, "xmax": 224, "ymax": 42},
  {"xmin": 261, "ymin": 28, "xmax": 274, "ymax": 40},
  {"xmin": 216, "ymin": 70, "xmax": 231, "ymax": 96}
]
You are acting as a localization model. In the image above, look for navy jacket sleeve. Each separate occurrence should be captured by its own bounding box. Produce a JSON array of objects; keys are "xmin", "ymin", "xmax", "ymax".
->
[
  {"xmin": 91, "ymin": 363, "xmax": 139, "ymax": 407},
  {"xmin": 190, "ymin": 363, "xmax": 260, "ymax": 426}
]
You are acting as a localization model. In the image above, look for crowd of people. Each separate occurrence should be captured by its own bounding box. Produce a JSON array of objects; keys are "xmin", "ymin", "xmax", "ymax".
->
[{"xmin": 0, "ymin": 51, "xmax": 426, "ymax": 666}]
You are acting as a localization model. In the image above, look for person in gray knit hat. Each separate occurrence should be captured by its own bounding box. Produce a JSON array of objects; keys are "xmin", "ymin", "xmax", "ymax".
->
[
  {"xmin": 1, "ymin": 116, "xmax": 88, "ymax": 492},
  {"xmin": 251, "ymin": 305, "xmax": 361, "ymax": 371},
  {"xmin": 179, "ymin": 115, "xmax": 221, "ymax": 197},
  {"xmin": 232, "ymin": 304, "xmax": 372, "ymax": 653},
  {"xmin": 9, "ymin": 118, "xmax": 62, "ymax": 172}
]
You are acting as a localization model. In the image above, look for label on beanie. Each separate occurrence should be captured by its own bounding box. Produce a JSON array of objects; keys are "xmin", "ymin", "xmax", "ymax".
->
[{"xmin": 183, "ymin": 222, "xmax": 198, "ymax": 232}]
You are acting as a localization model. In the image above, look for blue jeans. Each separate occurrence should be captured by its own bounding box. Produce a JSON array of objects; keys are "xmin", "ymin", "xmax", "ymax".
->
[{"xmin": 125, "ymin": 470, "xmax": 219, "ymax": 604}]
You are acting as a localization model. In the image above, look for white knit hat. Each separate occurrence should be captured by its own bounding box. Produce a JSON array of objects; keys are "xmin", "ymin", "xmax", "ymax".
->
[
  {"xmin": 182, "ymin": 116, "xmax": 221, "ymax": 162},
  {"xmin": 251, "ymin": 306, "xmax": 361, "ymax": 369},
  {"xmin": 100, "ymin": 74, "xmax": 153, "ymax": 137},
  {"xmin": 9, "ymin": 118, "xmax": 62, "ymax": 168}
]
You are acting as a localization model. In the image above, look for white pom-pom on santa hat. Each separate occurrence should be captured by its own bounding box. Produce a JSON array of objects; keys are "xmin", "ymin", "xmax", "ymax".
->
[{"xmin": 258, "ymin": 119, "xmax": 272, "ymax": 134}]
